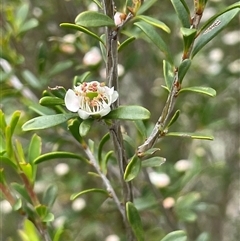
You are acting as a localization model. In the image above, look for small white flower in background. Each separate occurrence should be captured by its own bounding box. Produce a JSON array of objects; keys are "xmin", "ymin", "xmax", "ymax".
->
[
  {"xmin": 174, "ymin": 159, "xmax": 192, "ymax": 172},
  {"xmin": 63, "ymin": 34, "xmax": 76, "ymax": 43},
  {"xmin": 149, "ymin": 172, "xmax": 170, "ymax": 188},
  {"xmin": 83, "ymin": 47, "xmax": 102, "ymax": 66},
  {"xmin": 88, "ymin": 2, "xmax": 98, "ymax": 11},
  {"xmin": 163, "ymin": 197, "xmax": 175, "ymax": 209},
  {"xmin": 65, "ymin": 81, "xmax": 119, "ymax": 120},
  {"xmin": 53, "ymin": 216, "xmax": 66, "ymax": 228},
  {"xmin": 0, "ymin": 200, "xmax": 12, "ymax": 214},
  {"xmin": 114, "ymin": 12, "xmax": 126, "ymax": 26},
  {"xmin": 100, "ymin": 64, "xmax": 125, "ymax": 79},
  {"xmin": 105, "ymin": 234, "xmax": 120, "ymax": 241},
  {"xmin": 71, "ymin": 197, "xmax": 86, "ymax": 211},
  {"xmin": 54, "ymin": 163, "xmax": 70, "ymax": 176}
]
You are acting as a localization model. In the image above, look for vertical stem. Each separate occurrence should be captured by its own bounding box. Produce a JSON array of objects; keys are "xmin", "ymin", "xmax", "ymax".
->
[{"xmin": 102, "ymin": 1, "xmax": 134, "ymax": 240}]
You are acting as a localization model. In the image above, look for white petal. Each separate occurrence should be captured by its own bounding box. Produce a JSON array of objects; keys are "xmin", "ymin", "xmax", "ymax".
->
[
  {"xmin": 98, "ymin": 106, "xmax": 111, "ymax": 117},
  {"xmin": 111, "ymin": 91, "xmax": 119, "ymax": 103},
  {"xmin": 65, "ymin": 89, "xmax": 79, "ymax": 112},
  {"xmin": 78, "ymin": 109, "xmax": 90, "ymax": 120}
]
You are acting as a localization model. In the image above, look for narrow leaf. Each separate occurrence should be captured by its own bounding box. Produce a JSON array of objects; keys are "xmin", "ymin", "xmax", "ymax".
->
[
  {"xmin": 179, "ymin": 86, "xmax": 216, "ymax": 97},
  {"xmin": 192, "ymin": 8, "xmax": 240, "ymax": 57},
  {"xmin": 70, "ymin": 188, "xmax": 109, "ymax": 200},
  {"xmin": 68, "ymin": 119, "xmax": 83, "ymax": 143},
  {"xmin": 39, "ymin": 96, "xmax": 64, "ymax": 106},
  {"xmin": 98, "ymin": 133, "xmax": 110, "ymax": 164},
  {"xmin": 47, "ymin": 60, "xmax": 73, "ymax": 77},
  {"xmin": 166, "ymin": 132, "xmax": 213, "ymax": 140},
  {"xmin": 104, "ymin": 105, "xmax": 150, "ymax": 120},
  {"xmin": 135, "ymin": 15, "xmax": 170, "ymax": 33},
  {"xmin": 22, "ymin": 113, "xmax": 77, "ymax": 131},
  {"xmin": 137, "ymin": 0, "xmax": 158, "ymax": 15},
  {"xmin": 161, "ymin": 230, "xmax": 187, "ymax": 241},
  {"xmin": 9, "ymin": 111, "xmax": 21, "ymax": 136},
  {"xmin": 167, "ymin": 110, "xmax": 180, "ymax": 128},
  {"xmin": 163, "ymin": 60, "xmax": 174, "ymax": 90},
  {"xmin": 33, "ymin": 151, "xmax": 87, "ymax": 164},
  {"xmin": 118, "ymin": 36, "xmax": 136, "ymax": 52},
  {"xmin": 178, "ymin": 59, "xmax": 191, "ymax": 84},
  {"xmin": 126, "ymin": 202, "xmax": 144, "ymax": 241},
  {"xmin": 75, "ymin": 11, "xmax": 115, "ymax": 27},
  {"xmin": 133, "ymin": 120, "xmax": 147, "ymax": 139},
  {"xmin": 124, "ymin": 155, "xmax": 141, "ymax": 182},
  {"xmin": 43, "ymin": 184, "xmax": 58, "ymax": 208},
  {"xmin": 73, "ymin": 72, "xmax": 91, "ymax": 85},
  {"xmin": 60, "ymin": 23, "xmax": 105, "ymax": 45},
  {"xmin": 171, "ymin": 0, "xmax": 191, "ymax": 27},
  {"xmin": 134, "ymin": 22, "xmax": 173, "ymax": 63}
]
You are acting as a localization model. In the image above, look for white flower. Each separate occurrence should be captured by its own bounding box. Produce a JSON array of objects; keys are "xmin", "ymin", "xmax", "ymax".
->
[
  {"xmin": 83, "ymin": 47, "xmax": 102, "ymax": 66},
  {"xmin": 71, "ymin": 197, "xmax": 86, "ymax": 211},
  {"xmin": 174, "ymin": 159, "xmax": 192, "ymax": 172},
  {"xmin": 149, "ymin": 172, "xmax": 170, "ymax": 188},
  {"xmin": 65, "ymin": 81, "xmax": 119, "ymax": 119}
]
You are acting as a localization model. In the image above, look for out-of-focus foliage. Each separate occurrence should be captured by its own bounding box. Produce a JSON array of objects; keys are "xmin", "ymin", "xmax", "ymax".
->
[{"xmin": 1, "ymin": 0, "xmax": 239, "ymax": 241}]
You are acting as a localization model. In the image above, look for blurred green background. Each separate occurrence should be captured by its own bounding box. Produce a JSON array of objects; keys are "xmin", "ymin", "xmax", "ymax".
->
[{"xmin": 1, "ymin": 0, "xmax": 239, "ymax": 240}]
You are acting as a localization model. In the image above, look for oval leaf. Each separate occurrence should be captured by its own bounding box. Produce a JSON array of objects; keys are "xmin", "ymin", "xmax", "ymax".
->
[
  {"xmin": 124, "ymin": 155, "xmax": 141, "ymax": 182},
  {"xmin": 163, "ymin": 60, "xmax": 174, "ymax": 91},
  {"xmin": 22, "ymin": 113, "xmax": 77, "ymax": 131},
  {"xmin": 179, "ymin": 86, "xmax": 216, "ymax": 97},
  {"xmin": 118, "ymin": 36, "xmax": 136, "ymax": 52},
  {"xmin": 75, "ymin": 11, "xmax": 115, "ymax": 27},
  {"xmin": 192, "ymin": 8, "xmax": 240, "ymax": 57},
  {"xmin": 161, "ymin": 230, "xmax": 187, "ymax": 241},
  {"xmin": 70, "ymin": 188, "xmax": 109, "ymax": 200},
  {"xmin": 34, "ymin": 151, "xmax": 87, "ymax": 164},
  {"xmin": 104, "ymin": 105, "xmax": 150, "ymax": 120},
  {"xmin": 126, "ymin": 202, "xmax": 144, "ymax": 241},
  {"xmin": 142, "ymin": 156, "xmax": 166, "ymax": 167},
  {"xmin": 79, "ymin": 119, "xmax": 94, "ymax": 137}
]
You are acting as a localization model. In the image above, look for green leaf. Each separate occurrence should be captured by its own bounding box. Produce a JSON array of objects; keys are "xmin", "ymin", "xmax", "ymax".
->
[
  {"xmin": 13, "ymin": 198, "xmax": 22, "ymax": 211},
  {"xmin": 22, "ymin": 113, "xmax": 77, "ymax": 131},
  {"xmin": 137, "ymin": 0, "xmax": 158, "ymax": 15},
  {"xmin": 22, "ymin": 70, "xmax": 41, "ymax": 89},
  {"xmin": 35, "ymin": 205, "xmax": 54, "ymax": 222},
  {"xmin": 163, "ymin": 60, "xmax": 174, "ymax": 90},
  {"xmin": 0, "ymin": 168, "xmax": 6, "ymax": 185},
  {"xmin": 196, "ymin": 232, "xmax": 210, "ymax": 241},
  {"xmin": 42, "ymin": 184, "xmax": 58, "ymax": 208},
  {"xmin": 39, "ymin": 96, "xmax": 64, "ymax": 106},
  {"xmin": 19, "ymin": 18, "xmax": 38, "ymax": 34},
  {"xmin": 0, "ymin": 110, "xmax": 7, "ymax": 132},
  {"xmin": 19, "ymin": 163, "xmax": 33, "ymax": 183},
  {"xmin": 166, "ymin": 132, "xmax": 213, "ymax": 140},
  {"xmin": 126, "ymin": 202, "xmax": 144, "ymax": 241},
  {"xmin": 142, "ymin": 156, "xmax": 166, "ymax": 167},
  {"xmin": 181, "ymin": 28, "xmax": 197, "ymax": 54},
  {"xmin": 68, "ymin": 119, "xmax": 83, "ymax": 143},
  {"xmin": 9, "ymin": 111, "xmax": 21, "ymax": 136},
  {"xmin": 16, "ymin": 3, "xmax": 29, "ymax": 28},
  {"xmin": 11, "ymin": 183, "xmax": 32, "ymax": 203},
  {"xmin": 47, "ymin": 60, "xmax": 73, "ymax": 77},
  {"xmin": 20, "ymin": 219, "xmax": 40, "ymax": 241},
  {"xmin": 60, "ymin": 23, "xmax": 105, "ymax": 45},
  {"xmin": 133, "ymin": 120, "xmax": 147, "ymax": 139},
  {"xmin": 134, "ymin": 22, "xmax": 173, "ymax": 63},
  {"xmin": 99, "ymin": 34, "xmax": 107, "ymax": 63},
  {"xmin": 104, "ymin": 105, "xmax": 150, "ymax": 120},
  {"xmin": 178, "ymin": 59, "xmax": 191, "ymax": 84},
  {"xmin": 101, "ymin": 151, "xmax": 114, "ymax": 175},
  {"xmin": 138, "ymin": 148, "xmax": 161, "ymax": 158},
  {"xmin": 170, "ymin": 0, "xmax": 190, "ymax": 28},
  {"xmin": 79, "ymin": 119, "xmax": 94, "ymax": 137},
  {"xmin": 135, "ymin": 15, "xmax": 170, "ymax": 33},
  {"xmin": 29, "ymin": 103, "xmax": 56, "ymax": 116},
  {"xmin": 53, "ymin": 227, "xmax": 64, "ymax": 241},
  {"xmin": 179, "ymin": 86, "xmax": 216, "ymax": 97},
  {"xmin": 192, "ymin": 7, "xmax": 240, "ymax": 57},
  {"xmin": 160, "ymin": 230, "xmax": 187, "ymax": 241},
  {"xmin": 0, "ymin": 156, "xmax": 17, "ymax": 170},
  {"xmin": 98, "ymin": 133, "xmax": 110, "ymax": 164},
  {"xmin": 124, "ymin": 155, "xmax": 141, "ymax": 182},
  {"xmin": 75, "ymin": 11, "xmax": 115, "ymax": 27},
  {"xmin": 33, "ymin": 151, "xmax": 87, "ymax": 164},
  {"xmin": 48, "ymin": 86, "xmax": 66, "ymax": 99},
  {"xmin": 73, "ymin": 71, "xmax": 91, "ymax": 85},
  {"xmin": 118, "ymin": 36, "xmax": 136, "ymax": 52},
  {"xmin": 166, "ymin": 110, "xmax": 180, "ymax": 128},
  {"xmin": 70, "ymin": 188, "xmax": 109, "ymax": 200}
]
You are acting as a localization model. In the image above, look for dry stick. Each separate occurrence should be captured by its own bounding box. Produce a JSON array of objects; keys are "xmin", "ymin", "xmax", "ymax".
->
[{"xmin": 102, "ymin": 1, "xmax": 134, "ymax": 240}]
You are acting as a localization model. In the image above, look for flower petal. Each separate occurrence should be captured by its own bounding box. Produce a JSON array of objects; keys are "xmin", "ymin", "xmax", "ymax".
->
[
  {"xmin": 98, "ymin": 106, "xmax": 111, "ymax": 117},
  {"xmin": 78, "ymin": 109, "xmax": 90, "ymax": 120},
  {"xmin": 65, "ymin": 89, "xmax": 80, "ymax": 112},
  {"xmin": 111, "ymin": 91, "xmax": 119, "ymax": 103}
]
